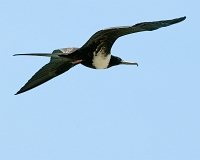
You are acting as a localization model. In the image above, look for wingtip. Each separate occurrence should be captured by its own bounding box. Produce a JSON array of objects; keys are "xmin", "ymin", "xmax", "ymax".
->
[
  {"xmin": 174, "ymin": 16, "xmax": 186, "ymax": 23},
  {"xmin": 181, "ymin": 16, "xmax": 186, "ymax": 20},
  {"xmin": 14, "ymin": 91, "xmax": 20, "ymax": 95},
  {"xmin": 14, "ymin": 89, "xmax": 24, "ymax": 95}
]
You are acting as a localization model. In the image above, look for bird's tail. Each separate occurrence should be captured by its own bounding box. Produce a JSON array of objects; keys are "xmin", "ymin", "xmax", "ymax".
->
[
  {"xmin": 13, "ymin": 53, "xmax": 60, "ymax": 58},
  {"xmin": 13, "ymin": 53, "xmax": 71, "ymax": 62}
]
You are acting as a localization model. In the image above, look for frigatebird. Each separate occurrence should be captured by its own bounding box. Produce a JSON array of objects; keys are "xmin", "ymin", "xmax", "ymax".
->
[{"xmin": 14, "ymin": 16, "xmax": 186, "ymax": 95}]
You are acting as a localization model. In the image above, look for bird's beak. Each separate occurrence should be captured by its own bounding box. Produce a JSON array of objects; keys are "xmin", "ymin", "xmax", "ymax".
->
[{"xmin": 121, "ymin": 60, "xmax": 138, "ymax": 66}]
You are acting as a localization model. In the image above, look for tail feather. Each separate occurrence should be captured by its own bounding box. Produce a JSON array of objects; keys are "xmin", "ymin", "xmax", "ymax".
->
[{"xmin": 13, "ymin": 53, "xmax": 61, "ymax": 58}]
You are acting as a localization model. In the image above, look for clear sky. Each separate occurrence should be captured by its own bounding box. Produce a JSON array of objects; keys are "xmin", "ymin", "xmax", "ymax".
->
[{"xmin": 1, "ymin": 1, "xmax": 199, "ymax": 160}]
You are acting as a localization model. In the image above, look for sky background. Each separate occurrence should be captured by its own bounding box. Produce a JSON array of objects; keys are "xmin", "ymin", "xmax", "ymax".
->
[{"xmin": 1, "ymin": 0, "xmax": 199, "ymax": 160}]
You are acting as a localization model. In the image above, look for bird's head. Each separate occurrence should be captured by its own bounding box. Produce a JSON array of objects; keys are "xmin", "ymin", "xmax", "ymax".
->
[{"xmin": 108, "ymin": 55, "xmax": 138, "ymax": 68}]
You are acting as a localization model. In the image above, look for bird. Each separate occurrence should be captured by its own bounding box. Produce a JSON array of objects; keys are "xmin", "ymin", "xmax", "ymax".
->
[{"xmin": 14, "ymin": 16, "xmax": 186, "ymax": 95}]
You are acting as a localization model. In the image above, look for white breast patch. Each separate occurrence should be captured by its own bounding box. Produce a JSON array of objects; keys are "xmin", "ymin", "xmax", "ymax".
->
[{"xmin": 92, "ymin": 50, "xmax": 111, "ymax": 69}]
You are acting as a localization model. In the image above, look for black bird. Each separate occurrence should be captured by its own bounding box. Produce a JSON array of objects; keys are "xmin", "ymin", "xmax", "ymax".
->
[{"xmin": 14, "ymin": 16, "xmax": 186, "ymax": 95}]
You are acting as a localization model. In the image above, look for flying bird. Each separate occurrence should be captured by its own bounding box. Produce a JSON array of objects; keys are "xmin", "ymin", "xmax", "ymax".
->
[{"xmin": 14, "ymin": 16, "xmax": 186, "ymax": 95}]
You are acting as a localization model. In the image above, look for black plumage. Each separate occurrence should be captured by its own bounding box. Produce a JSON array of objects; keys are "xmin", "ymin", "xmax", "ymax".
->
[{"xmin": 14, "ymin": 16, "xmax": 186, "ymax": 95}]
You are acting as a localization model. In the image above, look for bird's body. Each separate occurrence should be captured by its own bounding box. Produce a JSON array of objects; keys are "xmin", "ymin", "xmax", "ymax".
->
[
  {"xmin": 14, "ymin": 16, "xmax": 186, "ymax": 95},
  {"xmin": 92, "ymin": 51, "xmax": 111, "ymax": 69}
]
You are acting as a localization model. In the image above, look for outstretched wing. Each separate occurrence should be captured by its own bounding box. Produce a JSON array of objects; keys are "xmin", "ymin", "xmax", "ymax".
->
[
  {"xmin": 15, "ymin": 47, "xmax": 79, "ymax": 95},
  {"xmin": 81, "ymin": 16, "xmax": 186, "ymax": 50},
  {"xmin": 15, "ymin": 59, "xmax": 73, "ymax": 95}
]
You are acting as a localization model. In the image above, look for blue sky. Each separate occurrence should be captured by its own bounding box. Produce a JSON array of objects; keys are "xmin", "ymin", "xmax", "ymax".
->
[{"xmin": 1, "ymin": 1, "xmax": 199, "ymax": 159}]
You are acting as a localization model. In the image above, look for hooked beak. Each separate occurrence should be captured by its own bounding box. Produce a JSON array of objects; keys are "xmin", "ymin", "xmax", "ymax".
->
[{"xmin": 121, "ymin": 60, "xmax": 138, "ymax": 66}]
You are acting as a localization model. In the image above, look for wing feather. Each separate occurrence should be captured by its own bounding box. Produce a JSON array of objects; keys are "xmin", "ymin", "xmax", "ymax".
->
[
  {"xmin": 15, "ymin": 47, "xmax": 80, "ymax": 95},
  {"xmin": 82, "ymin": 16, "xmax": 186, "ymax": 48},
  {"xmin": 15, "ymin": 59, "xmax": 73, "ymax": 95}
]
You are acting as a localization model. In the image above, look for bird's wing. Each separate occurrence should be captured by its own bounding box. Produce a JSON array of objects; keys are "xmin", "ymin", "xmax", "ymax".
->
[
  {"xmin": 14, "ymin": 47, "xmax": 80, "ymax": 95},
  {"xmin": 15, "ymin": 59, "xmax": 74, "ymax": 95},
  {"xmin": 81, "ymin": 16, "xmax": 186, "ymax": 49}
]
